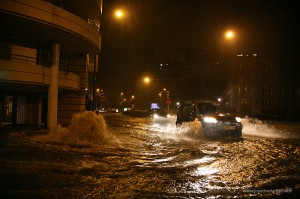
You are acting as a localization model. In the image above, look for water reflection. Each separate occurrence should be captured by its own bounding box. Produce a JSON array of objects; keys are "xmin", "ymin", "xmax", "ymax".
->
[{"xmin": 1, "ymin": 113, "xmax": 299, "ymax": 198}]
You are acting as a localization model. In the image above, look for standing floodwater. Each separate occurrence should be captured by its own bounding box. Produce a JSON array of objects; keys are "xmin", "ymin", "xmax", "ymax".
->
[{"xmin": 0, "ymin": 112, "xmax": 299, "ymax": 198}]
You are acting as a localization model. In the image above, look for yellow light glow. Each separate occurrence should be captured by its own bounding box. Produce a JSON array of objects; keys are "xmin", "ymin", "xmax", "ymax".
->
[
  {"xmin": 143, "ymin": 77, "xmax": 150, "ymax": 84},
  {"xmin": 225, "ymin": 30, "xmax": 234, "ymax": 39},
  {"xmin": 115, "ymin": 10, "xmax": 123, "ymax": 18},
  {"xmin": 204, "ymin": 117, "xmax": 217, "ymax": 123},
  {"xmin": 235, "ymin": 117, "xmax": 242, "ymax": 122}
]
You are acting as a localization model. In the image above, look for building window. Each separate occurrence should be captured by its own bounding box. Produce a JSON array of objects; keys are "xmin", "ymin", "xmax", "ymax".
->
[
  {"xmin": 3, "ymin": 96, "xmax": 13, "ymax": 125},
  {"xmin": 16, "ymin": 97, "xmax": 27, "ymax": 125}
]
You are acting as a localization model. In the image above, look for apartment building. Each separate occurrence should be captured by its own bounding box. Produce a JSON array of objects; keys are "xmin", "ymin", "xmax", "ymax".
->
[
  {"xmin": 0, "ymin": 0, "xmax": 102, "ymax": 128},
  {"xmin": 224, "ymin": 54, "xmax": 300, "ymax": 119}
]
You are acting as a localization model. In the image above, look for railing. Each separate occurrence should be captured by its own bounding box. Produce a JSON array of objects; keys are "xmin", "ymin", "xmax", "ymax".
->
[
  {"xmin": 0, "ymin": 47, "xmax": 50, "ymax": 66},
  {"xmin": 0, "ymin": 48, "xmax": 84, "ymax": 79},
  {"xmin": 45, "ymin": 0, "xmax": 101, "ymax": 33},
  {"xmin": 0, "ymin": 53, "xmax": 36, "ymax": 65},
  {"xmin": 88, "ymin": 19, "xmax": 100, "ymax": 32}
]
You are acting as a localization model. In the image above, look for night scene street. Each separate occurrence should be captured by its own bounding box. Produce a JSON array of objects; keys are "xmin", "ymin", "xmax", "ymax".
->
[
  {"xmin": 1, "ymin": 112, "xmax": 300, "ymax": 198},
  {"xmin": 0, "ymin": 112, "xmax": 300, "ymax": 198},
  {"xmin": 0, "ymin": 0, "xmax": 300, "ymax": 198}
]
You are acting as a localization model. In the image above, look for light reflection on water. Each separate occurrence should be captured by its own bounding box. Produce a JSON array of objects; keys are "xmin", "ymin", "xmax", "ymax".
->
[
  {"xmin": 119, "ymin": 114, "xmax": 300, "ymax": 197},
  {"xmin": 1, "ymin": 113, "xmax": 299, "ymax": 198}
]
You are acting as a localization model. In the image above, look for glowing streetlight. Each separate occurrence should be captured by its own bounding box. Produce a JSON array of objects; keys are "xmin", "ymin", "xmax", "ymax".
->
[
  {"xmin": 143, "ymin": 76, "xmax": 150, "ymax": 84},
  {"xmin": 115, "ymin": 9, "xmax": 124, "ymax": 19},
  {"xmin": 225, "ymin": 30, "xmax": 234, "ymax": 40}
]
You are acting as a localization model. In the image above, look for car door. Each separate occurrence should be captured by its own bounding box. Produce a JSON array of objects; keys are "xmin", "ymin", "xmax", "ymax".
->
[{"xmin": 177, "ymin": 103, "xmax": 197, "ymax": 123}]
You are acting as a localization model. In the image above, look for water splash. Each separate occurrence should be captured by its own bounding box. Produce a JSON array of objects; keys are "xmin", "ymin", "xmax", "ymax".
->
[
  {"xmin": 174, "ymin": 117, "xmax": 296, "ymax": 139},
  {"xmin": 33, "ymin": 111, "xmax": 113, "ymax": 145},
  {"xmin": 176, "ymin": 120, "xmax": 204, "ymax": 138},
  {"xmin": 241, "ymin": 116, "xmax": 289, "ymax": 139}
]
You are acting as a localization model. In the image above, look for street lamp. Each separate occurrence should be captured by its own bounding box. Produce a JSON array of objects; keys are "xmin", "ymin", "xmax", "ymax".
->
[
  {"xmin": 224, "ymin": 29, "xmax": 245, "ymax": 113},
  {"xmin": 95, "ymin": 88, "xmax": 100, "ymax": 110},
  {"xmin": 120, "ymin": 92, "xmax": 124, "ymax": 101},
  {"xmin": 129, "ymin": 95, "xmax": 135, "ymax": 109},
  {"xmin": 159, "ymin": 88, "xmax": 170, "ymax": 111},
  {"xmin": 225, "ymin": 30, "xmax": 234, "ymax": 40},
  {"xmin": 141, "ymin": 76, "xmax": 173, "ymax": 111},
  {"xmin": 115, "ymin": 9, "xmax": 124, "ymax": 19},
  {"xmin": 143, "ymin": 76, "xmax": 150, "ymax": 84}
]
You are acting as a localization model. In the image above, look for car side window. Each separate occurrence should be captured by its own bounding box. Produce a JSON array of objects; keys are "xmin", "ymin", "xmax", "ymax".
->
[
  {"xmin": 180, "ymin": 104, "xmax": 195, "ymax": 116},
  {"xmin": 197, "ymin": 103, "xmax": 216, "ymax": 114}
]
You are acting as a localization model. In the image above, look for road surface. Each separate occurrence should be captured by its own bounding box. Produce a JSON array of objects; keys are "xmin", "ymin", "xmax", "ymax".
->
[{"xmin": 0, "ymin": 112, "xmax": 299, "ymax": 198}]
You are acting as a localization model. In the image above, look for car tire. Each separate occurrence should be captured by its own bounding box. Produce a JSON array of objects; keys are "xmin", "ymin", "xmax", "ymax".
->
[
  {"xmin": 203, "ymin": 128, "xmax": 212, "ymax": 138},
  {"xmin": 234, "ymin": 129, "xmax": 242, "ymax": 138},
  {"xmin": 176, "ymin": 120, "xmax": 182, "ymax": 126}
]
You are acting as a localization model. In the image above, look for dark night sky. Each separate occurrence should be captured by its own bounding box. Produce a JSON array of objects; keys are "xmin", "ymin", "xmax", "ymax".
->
[{"xmin": 97, "ymin": 0, "xmax": 299, "ymax": 103}]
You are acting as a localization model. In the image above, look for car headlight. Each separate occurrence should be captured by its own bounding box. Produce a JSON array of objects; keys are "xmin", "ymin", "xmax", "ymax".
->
[
  {"xmin": 235, "ymin": 117, "xmax": 242, "ymax": 122},
  {"xmin": 203, "ymin": 117, "xmax": 217, "ymax": 123},
  {"xmin": 167, "ymin": 114, "xmax": 171, "ymax": 118},
  {"xmin": 153, "ymin": 114, "xmax": 159, "ymax": 119}
]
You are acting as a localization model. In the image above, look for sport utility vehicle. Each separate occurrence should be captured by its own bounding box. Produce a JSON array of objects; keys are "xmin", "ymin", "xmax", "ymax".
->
[{"xmin": 176, "ymin": 101, "xmax": 242, "ymax": 138}]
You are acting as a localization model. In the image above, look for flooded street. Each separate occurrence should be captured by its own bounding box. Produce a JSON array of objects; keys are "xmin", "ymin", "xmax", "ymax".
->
[{"xmin": 0, "ymin": 112, "xmax": 300, "ymax": 198}]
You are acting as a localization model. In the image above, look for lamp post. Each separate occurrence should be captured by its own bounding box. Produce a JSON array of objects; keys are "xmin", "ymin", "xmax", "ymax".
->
[
  {"xmin": 130, "ymin": 95, "xmax": 135, "ymax": 109},
  {"xmin": 120, "ymin": 92, "xmax": 124, "ymax": 103},
  {"xmin": 159, "ymin": 92, "xmax": 162, "ymax": 108},
  {"xmin": 142, "ymin": 76, "xmax": 172, "ymax": 111},
  {"xmin": 114, "ymin": 9, "xmax": 126, "ymax": 98},
  {"xmin": 224, "ymin": 29, "xmax": 245, "ymax": 113},
  {"xmin": 95, "ymin": 88, "xmax": 100, "ymax": 110}
]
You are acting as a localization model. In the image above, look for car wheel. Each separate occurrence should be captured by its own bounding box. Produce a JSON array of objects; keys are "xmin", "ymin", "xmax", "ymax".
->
[
  {"xmin": 176, "ymin": 120, "xmax": 182, "ymax": 126},
  {"xmin": 234, "ymin": 129, "xmax": 242, "ymax": 138},
  {"xmin": 203, "ymin": 128, "xmax": 212, "ymax": 138}
]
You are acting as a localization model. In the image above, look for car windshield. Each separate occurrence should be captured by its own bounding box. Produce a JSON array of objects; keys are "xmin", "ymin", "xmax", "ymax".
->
[{"xmin": 196, "ymin": 103, "xmax": 217, "ymax": 114}]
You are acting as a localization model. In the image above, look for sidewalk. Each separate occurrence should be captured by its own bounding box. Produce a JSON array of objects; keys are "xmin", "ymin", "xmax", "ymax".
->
[{"xmin": 0, "ymin": 125, "xmax": 49, "ymax": 135}]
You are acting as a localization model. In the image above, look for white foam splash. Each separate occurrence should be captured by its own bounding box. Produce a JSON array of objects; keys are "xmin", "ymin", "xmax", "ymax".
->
[
  {"xmin": 33, "ymin": 111, "xmax": 113, "ymax": 145},
  {"xmin": 176, "ymin": 120, "xmax": 204, "ymax": 138},
  {"xmin": 241, "ymin": 116, "xmax": 287, "ymax": 139}
]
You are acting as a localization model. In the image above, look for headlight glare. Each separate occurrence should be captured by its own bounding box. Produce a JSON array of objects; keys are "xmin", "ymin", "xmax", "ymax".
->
[
  {"xmin": 204, "ymin": 117, "xmax": 217, "ymax": 123},
  {"xmin": 235, "ymin": 117, "xmax": 242, "ymax": 122}
]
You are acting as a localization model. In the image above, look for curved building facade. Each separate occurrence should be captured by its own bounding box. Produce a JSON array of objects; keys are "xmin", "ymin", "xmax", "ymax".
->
[{"xmin": 0, "ymin": 0, "xmax": 102, "ymax": 128}]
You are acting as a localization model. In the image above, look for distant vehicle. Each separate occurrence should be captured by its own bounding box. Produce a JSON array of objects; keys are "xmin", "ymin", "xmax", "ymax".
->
[
  {"xmin": 148, "ymin": 109, "xmax": 170, "ymax": 120},
  {"xmin": 176, "ymin": 101, "xmax": 242, "ymax": 138}
]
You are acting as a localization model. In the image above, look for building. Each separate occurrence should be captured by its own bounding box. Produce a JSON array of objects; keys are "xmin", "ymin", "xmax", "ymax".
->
[
  {"xmin": 0, "ymin": 0, "xmax": 102, "ymax": 128},
  {"xmin": 224, "ymin": 54, "xmax": 300, "ymax": 120}
]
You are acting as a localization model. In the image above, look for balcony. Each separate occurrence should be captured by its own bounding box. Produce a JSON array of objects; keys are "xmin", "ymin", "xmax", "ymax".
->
[
  {"xmin": 0, "ymin": 0, "xmax": 101, "ymax": 54},
  {"xmin": 0, "ymin": 59, "xmax": 80, "ymax": 91}
]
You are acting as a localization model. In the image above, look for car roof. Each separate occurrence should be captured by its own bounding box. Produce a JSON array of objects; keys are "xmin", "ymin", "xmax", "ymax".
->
[{"xmin": 183, "ymin": 100, "xmax": 213, "ymax": 104}]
